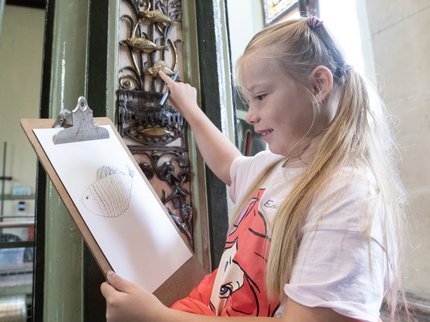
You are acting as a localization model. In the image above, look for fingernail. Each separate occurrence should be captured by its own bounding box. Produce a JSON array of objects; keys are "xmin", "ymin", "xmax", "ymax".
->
[{"xmin": 107, "ymin": 270, "xmax": 115, "ymax": 280}]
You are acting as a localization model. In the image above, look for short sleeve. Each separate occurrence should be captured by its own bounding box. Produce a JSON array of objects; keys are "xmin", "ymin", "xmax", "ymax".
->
[
  {"xmin": 229, "ymin": 151, "xmax": 283, "ymax": 204},
  {"xmin": 229, "ymin": 155, "xmax": 249, "ymax": 204}
]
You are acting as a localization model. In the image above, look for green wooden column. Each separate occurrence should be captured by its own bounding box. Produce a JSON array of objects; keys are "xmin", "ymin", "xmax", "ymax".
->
[{"xmin": 42, "ymin": 1, "xmax": 89, "ymax": 321}]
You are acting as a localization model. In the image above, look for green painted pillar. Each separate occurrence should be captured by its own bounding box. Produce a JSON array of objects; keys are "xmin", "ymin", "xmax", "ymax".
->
[{"xmin": 43, "ymin": 1, "xmax": 90, "ymax": 321}]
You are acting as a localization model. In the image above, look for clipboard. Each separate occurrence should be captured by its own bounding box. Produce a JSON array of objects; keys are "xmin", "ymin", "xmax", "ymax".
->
[{"xmin": 21, "ymin": 97, "xmax": 206, "ymax": 306}]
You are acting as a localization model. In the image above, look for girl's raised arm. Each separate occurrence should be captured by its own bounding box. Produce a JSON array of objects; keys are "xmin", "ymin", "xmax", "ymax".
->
[{"xmin": 159, "ymin": 71, "xmax": 241, "ymax": 186}]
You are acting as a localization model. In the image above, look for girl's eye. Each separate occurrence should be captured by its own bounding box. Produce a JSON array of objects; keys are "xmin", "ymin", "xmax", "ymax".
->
[{"xmin": 255, "ymin": 94, "xmax": 266, "ymax": 101}]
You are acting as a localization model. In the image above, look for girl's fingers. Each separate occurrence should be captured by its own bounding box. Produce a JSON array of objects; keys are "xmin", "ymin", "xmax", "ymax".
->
[
  {"xmin": 158, "ymin": 70, "xmax": 174, "ymax": 86},
  {"xmin": 100, "ymin": 281, "xmax": 116, "ymax": 299},
  {"xmin": 106, "ymin": 271, "xmax": 135, "ymax": 293}
]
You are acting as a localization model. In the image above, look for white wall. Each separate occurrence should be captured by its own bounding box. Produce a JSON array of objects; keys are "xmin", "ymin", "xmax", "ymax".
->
[
  {"xmin": 226, "ymin": 0, "xmax": 263, "ymax": 75},
  {"xmin": 365, "ymin": 0, "xmax": 430, "ymax": 297},
  {"xmin": 0, "ymin": 5, "xmax": 44, "ymax": 235}
]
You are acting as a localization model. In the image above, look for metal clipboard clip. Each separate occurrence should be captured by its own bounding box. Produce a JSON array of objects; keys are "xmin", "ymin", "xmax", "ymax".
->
[{"xmin": 52, "ymin": 96, "xmax": 110, "ymax": 144}]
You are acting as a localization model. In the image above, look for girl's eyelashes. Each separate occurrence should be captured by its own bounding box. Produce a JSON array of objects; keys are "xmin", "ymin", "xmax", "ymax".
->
[
  {"xmin": 255, "ymin": 94, "xmax": 264, "ymax": 101},
  {"xmin": 243, "ymin": 91, "xmax": 267, "ymax": 103},
  {"xmin": 254, "ymin": 93, "xmax": 267, "ymax": 102}
]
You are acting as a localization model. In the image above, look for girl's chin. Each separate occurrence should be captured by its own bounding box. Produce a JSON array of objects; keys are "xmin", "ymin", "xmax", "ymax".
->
[{"xmin": 267, "ymin": 146, "xmax": 287, "ymax": 156}]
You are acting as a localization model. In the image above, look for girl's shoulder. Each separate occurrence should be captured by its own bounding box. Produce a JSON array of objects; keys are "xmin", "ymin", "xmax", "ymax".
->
[
  {"xmin": 305, "ymin": 166, "xmax": 381, "ymax": 236},
  {"xmin": 232, "ymin": 150, "xmax": 284, "ymax": 172},
  {"xmin": 229, "ymin": 150, "xmax": 284, "ymax": 203}
]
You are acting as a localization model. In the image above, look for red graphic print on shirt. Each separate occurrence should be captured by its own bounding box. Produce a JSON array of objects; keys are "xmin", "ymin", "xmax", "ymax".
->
[{"xmin": 210, "ymin": 188, "xmax": 279, "ymax": 316}]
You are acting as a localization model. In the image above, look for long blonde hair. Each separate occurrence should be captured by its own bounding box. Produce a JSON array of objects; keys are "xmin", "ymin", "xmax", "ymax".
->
[{"xmin": 234, "ymin": 18, "xmax": 407, "ymax": 319}]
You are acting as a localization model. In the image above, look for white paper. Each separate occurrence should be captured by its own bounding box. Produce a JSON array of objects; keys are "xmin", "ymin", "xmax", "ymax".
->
[{"xmin": 34, "ymin": 126, "xmax": 192, "ymax": 292}]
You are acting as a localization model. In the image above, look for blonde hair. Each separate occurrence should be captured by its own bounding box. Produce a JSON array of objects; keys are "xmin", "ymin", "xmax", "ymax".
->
[{"xmin": 234, "ymin": 18, "xmax": 407, "ymax": 319}]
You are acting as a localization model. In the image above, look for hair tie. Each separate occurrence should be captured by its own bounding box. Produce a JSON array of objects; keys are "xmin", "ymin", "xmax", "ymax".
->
[{"xmin": 307, "ymin": 16, "xmax": 323, "ymax": 30}]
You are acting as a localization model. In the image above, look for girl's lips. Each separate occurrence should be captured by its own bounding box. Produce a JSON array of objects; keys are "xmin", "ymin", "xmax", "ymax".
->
[{"xmin": 257, "ymin": 129, "xmax": 273, "ymax": 139}]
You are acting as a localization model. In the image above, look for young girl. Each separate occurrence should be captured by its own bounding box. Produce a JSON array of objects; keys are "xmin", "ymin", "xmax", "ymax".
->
[{"xmin": 101, "ymin": 17, "xmax": 407, "ymax": 322}]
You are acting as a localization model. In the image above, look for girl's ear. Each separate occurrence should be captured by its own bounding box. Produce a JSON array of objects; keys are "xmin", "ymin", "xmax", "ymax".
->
[{"xmin": 311, "ymin": 65, "xmax": 333, "ymax": 103}]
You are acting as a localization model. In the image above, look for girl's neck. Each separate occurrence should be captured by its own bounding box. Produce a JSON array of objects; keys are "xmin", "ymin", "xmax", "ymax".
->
[{"xmin": 282, "ymin": 136, "xmax": 322, "ymax": 168}]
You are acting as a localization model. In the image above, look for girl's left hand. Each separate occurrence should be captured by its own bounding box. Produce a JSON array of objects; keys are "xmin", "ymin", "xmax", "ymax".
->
[{"xmin": 101, "ymin": 271, "xmax": 167, "ymax": 322}]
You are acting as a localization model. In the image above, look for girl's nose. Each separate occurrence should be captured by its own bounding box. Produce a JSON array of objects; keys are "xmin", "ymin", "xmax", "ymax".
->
[{"xmin": 246, "ymin": 105, "xmax": 259, "ymax": 125}]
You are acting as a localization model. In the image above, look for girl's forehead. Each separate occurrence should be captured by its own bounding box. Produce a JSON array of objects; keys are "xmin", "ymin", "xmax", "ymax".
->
[
  {"xmin": 239, "ymin": 55, "xmax": 286, "ymax": 90},
  {"xmin": 240, "ymin": 55, "xmax": 278, "ymax": 78},
  {"xmin": 241, "ymin": 53, "xmax": 278, "ymax": 73}
]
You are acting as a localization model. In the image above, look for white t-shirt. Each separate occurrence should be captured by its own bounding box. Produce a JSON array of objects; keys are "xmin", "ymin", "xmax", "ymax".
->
[{"xmin": 229, "ymin": 150, "xmax": 390, "ymax": 322}]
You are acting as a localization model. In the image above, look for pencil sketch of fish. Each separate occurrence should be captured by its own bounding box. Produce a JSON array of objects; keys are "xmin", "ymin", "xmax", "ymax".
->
[{"xmin": 81, "ymin": 165, "xmax": 135, "ymax": 218}]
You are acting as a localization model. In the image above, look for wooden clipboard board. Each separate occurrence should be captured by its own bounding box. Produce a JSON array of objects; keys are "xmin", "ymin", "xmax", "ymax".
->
[{"xmin": 21, "ymin": 115, "xmax": 206, "ymax": 306}]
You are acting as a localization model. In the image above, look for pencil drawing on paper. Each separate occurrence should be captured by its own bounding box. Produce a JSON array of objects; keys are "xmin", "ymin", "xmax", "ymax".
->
[{"xmin": 81, "ymin": 165, "xmax": 135, "ymax": 218}]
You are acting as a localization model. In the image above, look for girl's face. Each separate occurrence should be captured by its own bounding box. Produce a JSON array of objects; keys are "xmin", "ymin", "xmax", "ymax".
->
[{"xmin": 240, "ymin": 54, "xmax": 315, "ymax": 156}]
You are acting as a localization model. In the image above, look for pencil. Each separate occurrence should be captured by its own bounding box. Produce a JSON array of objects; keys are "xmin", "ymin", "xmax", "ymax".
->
[{"xmin": 160, "ymin": 70, "xmax": 180, "ymax": 106}]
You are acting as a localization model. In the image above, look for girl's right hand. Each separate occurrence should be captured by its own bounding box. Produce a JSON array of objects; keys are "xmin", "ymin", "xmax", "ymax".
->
[
  {"xmin": 101, "ymin": 271, "xmax": 167, "ymax": 322},
  {"xmin": 159, "ymin": 70, "xmax": 241, "ymax": 186},
  {"xmin": 159, "ymin": 70, "xmax": 199, "ymax": 118}
]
